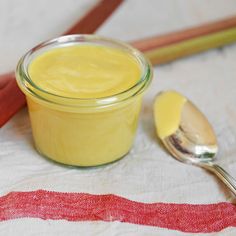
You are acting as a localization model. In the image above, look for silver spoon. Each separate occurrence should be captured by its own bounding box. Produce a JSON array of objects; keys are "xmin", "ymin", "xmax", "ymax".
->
[{"xmin": 154, "ymin": 90, "xmax": 236, "ymax": 196}]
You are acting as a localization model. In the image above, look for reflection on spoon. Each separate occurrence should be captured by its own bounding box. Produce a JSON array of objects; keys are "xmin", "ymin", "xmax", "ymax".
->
[{"xmin": 154, "ymin": 90, "xmax": 236, "ymax": 196}]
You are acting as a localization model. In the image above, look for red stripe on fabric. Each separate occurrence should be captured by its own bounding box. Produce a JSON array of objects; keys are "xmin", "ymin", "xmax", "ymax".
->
[{"xmin": 0, "ymin": 190, "xmax": 235, "ymax": 233}]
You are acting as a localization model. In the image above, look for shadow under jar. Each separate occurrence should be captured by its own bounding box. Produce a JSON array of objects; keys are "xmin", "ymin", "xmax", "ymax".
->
[{"xmin": 16, "ymin": 35, "xmax": 152, "ymax": 167}]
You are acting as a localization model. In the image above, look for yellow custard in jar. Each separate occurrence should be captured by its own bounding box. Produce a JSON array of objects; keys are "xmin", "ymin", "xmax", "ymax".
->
[
  {"xmin": 16, "ymin": 35, "xmax": 152, "ymax": 166},
  {"xmin": 29, "ymin": 45, "xmax": 141, "ymax": 99}
]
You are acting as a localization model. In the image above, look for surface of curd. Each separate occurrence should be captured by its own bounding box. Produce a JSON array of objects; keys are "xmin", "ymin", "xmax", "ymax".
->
[{"xmin": 29, "ymin": 45, "xmax": 141, "ymax": 99}]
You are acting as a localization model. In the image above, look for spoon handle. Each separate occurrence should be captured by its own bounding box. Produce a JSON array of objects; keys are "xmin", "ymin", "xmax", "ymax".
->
[{"xmin": 209, "ymin": 164, "xmax": 236, "ymax": 196}]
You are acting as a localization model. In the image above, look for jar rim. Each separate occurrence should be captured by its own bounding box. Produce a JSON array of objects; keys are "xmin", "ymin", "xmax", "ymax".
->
[{"xmin": 16, "ymin": 34, "xmax": 152, "ymax": 108}]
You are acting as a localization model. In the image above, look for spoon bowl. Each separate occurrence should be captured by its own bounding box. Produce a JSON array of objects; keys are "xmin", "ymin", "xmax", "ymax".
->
[{"xmin": 162, "ymin": 100, "xmax": 218, "ymax": 164}]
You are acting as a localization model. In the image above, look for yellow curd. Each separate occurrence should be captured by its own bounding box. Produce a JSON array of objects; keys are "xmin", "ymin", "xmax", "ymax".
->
[
  {"xmin": 154, "ymin": 91, "xmax": 187, "ymax": 139},
  {"xmin": 29, "ymin": 45, "xmax": 141, "ymax": 99},
  {"xmin": 16, "ymin": 35, "xmax": 152, "ymax": 166}
]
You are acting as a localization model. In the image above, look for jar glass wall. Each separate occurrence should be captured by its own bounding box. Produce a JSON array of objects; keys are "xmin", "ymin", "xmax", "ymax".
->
[{"xmin": 16, "ymin": 35, "xmax": 152, "ymax": 167}]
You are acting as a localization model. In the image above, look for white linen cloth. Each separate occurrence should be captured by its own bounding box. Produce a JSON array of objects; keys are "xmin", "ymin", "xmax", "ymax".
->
[{"xmin": 1, "ymin": 0, "xmax": 236, "ymax": 235}]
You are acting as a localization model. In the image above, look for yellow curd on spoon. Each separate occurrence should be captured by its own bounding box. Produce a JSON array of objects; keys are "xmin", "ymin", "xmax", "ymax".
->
[
  {"xmin": 154, "ymin": 91, "xmax": 187, "ymax": 139},
  {"xmin": 16, "ymin": 35, "xmax": 152, "ymax": 167}
]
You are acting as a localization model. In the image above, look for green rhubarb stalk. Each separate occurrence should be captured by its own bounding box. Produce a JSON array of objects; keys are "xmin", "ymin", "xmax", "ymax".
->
[{"xmin": 144, "ymin": 27, "xmax": 236, "ymax": 65}]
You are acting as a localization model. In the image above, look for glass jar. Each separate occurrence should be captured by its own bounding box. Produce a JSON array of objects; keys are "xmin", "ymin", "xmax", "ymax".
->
[{"xmin": 16, "ymin": 35, "xmax": 152, "ymax": 167}]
